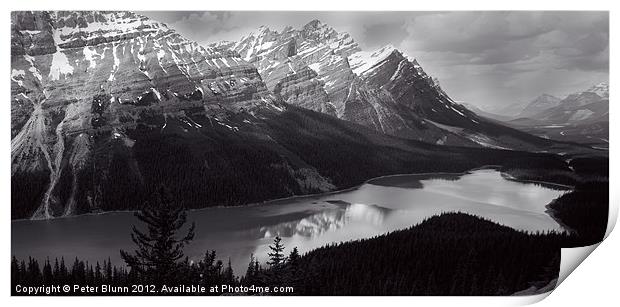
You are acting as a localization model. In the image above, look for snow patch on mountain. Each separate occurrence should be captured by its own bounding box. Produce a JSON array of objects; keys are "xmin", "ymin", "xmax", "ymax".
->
[
  {"xmin": 82, "ymin": 46, "xmax": 99, "ymax": 69},
  {"xmin": 586, "ymin": 82, "xmax": 609, "ymax": 98},
  {"xmin": 348, "ymin": 45, "xmax": 396, "ymax": 76},
  {"xmin": 11, "ymin": 69, "xmax": 25, "ymax": 86},
  {"xmin": 24, "ymin": 55, "xmax": 42, "ymax": 81},
  {"xmin": 48, "ymin": 51, "xmax": 74, "ymax": 80},
  {"xmin": 308, "ymin": 63, "xmax": 321, "ymax": 73},
  {"xmin": 569, "ymin": 109, "xmax": 594, "ymax": 121}
]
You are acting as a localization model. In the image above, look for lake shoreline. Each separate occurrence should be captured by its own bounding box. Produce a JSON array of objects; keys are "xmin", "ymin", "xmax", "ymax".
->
[
  {"xmin": 12, "ymin": 167, "xmax": 570, "ymax": 275},
  {"xmin": 11, "ymin": 164, "xmax": 574, "ymax": 224}
]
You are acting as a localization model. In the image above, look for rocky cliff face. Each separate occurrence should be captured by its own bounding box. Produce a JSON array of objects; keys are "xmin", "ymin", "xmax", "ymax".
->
[
  {"xmin": 273, "ymin": 66, "xmax": 335, "ymax": 115},
  {"xmin": 11, "ymin": 11, "xmax": 280, "ymax": 131},
  {"xmin": 217, "ymin": 21, "xmax": 552, "ymax": 149},
  {"xmin": 214, "ymin": 22, "xmax": 462, "ymax": 144},
  {"xmin": 11, "ymin": 11, "xmax": 321, "ymax": 220}
]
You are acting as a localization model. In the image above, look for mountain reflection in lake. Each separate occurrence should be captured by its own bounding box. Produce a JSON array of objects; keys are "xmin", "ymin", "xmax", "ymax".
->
[
  {"xmin": 258, "ymin": 203, "xmax": 390, "ymax": 238},
  {"xmin": 12, "ymin": 169, "xmax": 568, "ymax": 274}
]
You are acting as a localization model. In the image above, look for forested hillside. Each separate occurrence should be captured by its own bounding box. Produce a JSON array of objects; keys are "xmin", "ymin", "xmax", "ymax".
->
[{"xmin": 13, "ymin": 106, "xmax": 574, "ymax": 219}]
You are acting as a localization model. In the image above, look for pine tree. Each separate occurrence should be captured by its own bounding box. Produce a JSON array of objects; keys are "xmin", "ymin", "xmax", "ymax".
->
[
  {"xmin": 244, "ymin": 254, "xmax": 258, "ymax": 285},
  {"xmin": 29, "ymin": 258, "xmax": 41, "ymax": 281},
  {"xmin": 105, "ymin": 258, "xmax": 112, "ymax": 283},
  {"xmin": 223, "ymin": 258, "xmax": 234, "ymax": 284},
  {"xmin": 42, "ymin": 258, "xmax": 53, "ymax": 284},
  {"xmin": 285, "ymin": 247, "xmax": 301, "ymax": 293},
  {"xmin": 198, "ymin": 250, "xmax": 223, "ymax": 287},
  {"xmin": 265, "ymin": 236, "xmax": 286, "ymax": 287},
  {"xmin": 59, "ymin": 257, "xmax": 67, "ymax": 284},
  {"xmin": 120, "ymin": 186, "xmax": 195, "ymax": 285},
  {"xmin": 87, "ymin": 263, "xmax": 95, "ymax": 284},
  {"xmin": 11, "ymin": 256, "xmax": 21, "ymax": 286},
  {"xmin": 19, "ymin": 260, "xmax": 27, "ymax": 284},
  {"xmin": 288, "ymin": 247, "xmax": 300, "ymax": 266},
  {"xmin": 53, "ymin": 258, "xmax": 60, "ymax": 278},
  {"xmin": 267, "ymin": 236, "xmax": 286, "ymax": 267}
]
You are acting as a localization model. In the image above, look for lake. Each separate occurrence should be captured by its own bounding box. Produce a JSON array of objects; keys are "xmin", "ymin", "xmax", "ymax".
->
[{"xmin": 11, "ymin": 168, "xmax": 568, "ymax": 274}]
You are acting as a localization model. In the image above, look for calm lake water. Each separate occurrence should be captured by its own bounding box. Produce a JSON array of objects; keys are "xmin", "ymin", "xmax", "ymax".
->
[{"xmin": 11, "ymin": 169, "xmax": 568, "ymax": 274}]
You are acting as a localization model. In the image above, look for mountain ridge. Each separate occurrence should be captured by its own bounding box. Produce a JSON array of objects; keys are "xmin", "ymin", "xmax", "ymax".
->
[
  {"xmin": 215, "ymin": 20, "xmax": 556, "ymax": 150},
  {"xmin": 512, "ymin": 82, "xmax": 608, "ymax": 126},
  {"xmin": 504, "ymin": 82, "xmax": 608, "ymax": 146}
]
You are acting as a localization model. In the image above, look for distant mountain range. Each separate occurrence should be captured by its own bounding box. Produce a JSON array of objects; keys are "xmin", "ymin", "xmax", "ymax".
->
[
  {"xmin": 502, "ymin": 83, "xmax": 609, "ymax": 146},
  {"xmin": 514, "ymin": 83, "xmax": 608, "ymax": 125},
  {"xmin": 463, "ymin": 82, "xmax": 608, "ymax": 126},
  {"xmin": 517, "ymin": 94, "xmax": 562, "ymax": 119}
]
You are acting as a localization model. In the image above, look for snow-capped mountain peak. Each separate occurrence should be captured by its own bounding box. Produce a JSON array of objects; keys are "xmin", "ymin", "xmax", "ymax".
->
[
  {"xmin": 586, "ymin": 82, "xmax": 609, "ymax": 98},
  {"xmin": 301, "ymin": 19, "xmax": 338, "ymax": 41},
  {"xmin": 217, "ymin": 21, "xmax": 548, "ymax": 151},
  {"xmin": 348, "ymin": 44, "xmax": 397, "ymax": 76}
]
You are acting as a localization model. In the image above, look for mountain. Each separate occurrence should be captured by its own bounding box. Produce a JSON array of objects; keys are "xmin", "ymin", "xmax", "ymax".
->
[
  {"xmin": 517, "ymin": 94, "xmax": 562, "ymax": 119},
  {"xmin": 461, "ymin": 103, "xmax": 515, "ymax": 122},
  {"xmin": 485, "ymin": 102, "xmax": 530, "ymax": 119},
  {"xmin": 515, "ymin": 83, "xmax": 608, "ymax": 125},
  {"xmin": 11, "ymin": 11, "xmax": 294, "ymax": 219},
  {"xmin": 507, "ymin": 83, "xmax": 609, "ymax": 146},
  {"xmin": 215, "ymin": 21, "xmax": 553, "ymax": 150},
  {"xmin": 12, "ymin": 11, "xmax": 576, "ymax": 220},
  {"xmin": 586, "ymin": 82, "xmax": 609, "ymax": 98}
]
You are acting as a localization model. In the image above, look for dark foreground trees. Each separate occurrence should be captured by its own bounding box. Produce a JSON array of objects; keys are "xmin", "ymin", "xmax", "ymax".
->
[
  {"xmin": 12, "ymin": 211, "xmax": 574, "ymax": 296},
  {"xmin": 259, "ymin": 213, "xmax": 570, "ymax": 295},
  {"xmin": 547, "ymin": 180, "xmax": 608, "ymax": 246},
  {"xmin": 120, "ymin": 186, "xmax": 195, "ymax": 286}
]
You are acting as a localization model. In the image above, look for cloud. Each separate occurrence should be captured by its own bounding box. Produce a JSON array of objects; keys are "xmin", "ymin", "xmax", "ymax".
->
[
  {"xmin": 397, "ymin": 11, "xmax": 608, "ymax": 109},
  {"xmin": 165, "ymin": 12, "xmax": 249, "ymax": 44},
  {"xmin": 362, "ymin": 22, "xmax": 409, "ymax": 49},
  {"xmin": 401, "ymin": 11, "xmax": 608, "ymax": 67}
]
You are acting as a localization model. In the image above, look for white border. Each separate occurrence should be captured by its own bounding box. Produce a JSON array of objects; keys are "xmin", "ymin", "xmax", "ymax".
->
[{"xmin": 2, "ymin": 1, "xmax": 617, "ymax": 306}]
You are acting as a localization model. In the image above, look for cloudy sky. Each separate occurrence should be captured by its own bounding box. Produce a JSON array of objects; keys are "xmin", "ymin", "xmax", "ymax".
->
[{"xmin": 141, "ymin": 11, "xmax": 608, "ymax": 114}]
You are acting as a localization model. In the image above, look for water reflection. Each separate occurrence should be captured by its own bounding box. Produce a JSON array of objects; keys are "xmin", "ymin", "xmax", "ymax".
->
[{"xmin": 258, "ymin": 203, "xmax": 390, "ymax": 238}]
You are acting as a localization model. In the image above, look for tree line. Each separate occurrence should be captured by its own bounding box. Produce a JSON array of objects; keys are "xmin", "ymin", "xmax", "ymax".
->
[{"xmin": 547, "ymin": 180, "xmax": 608, "ymax": 247}]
